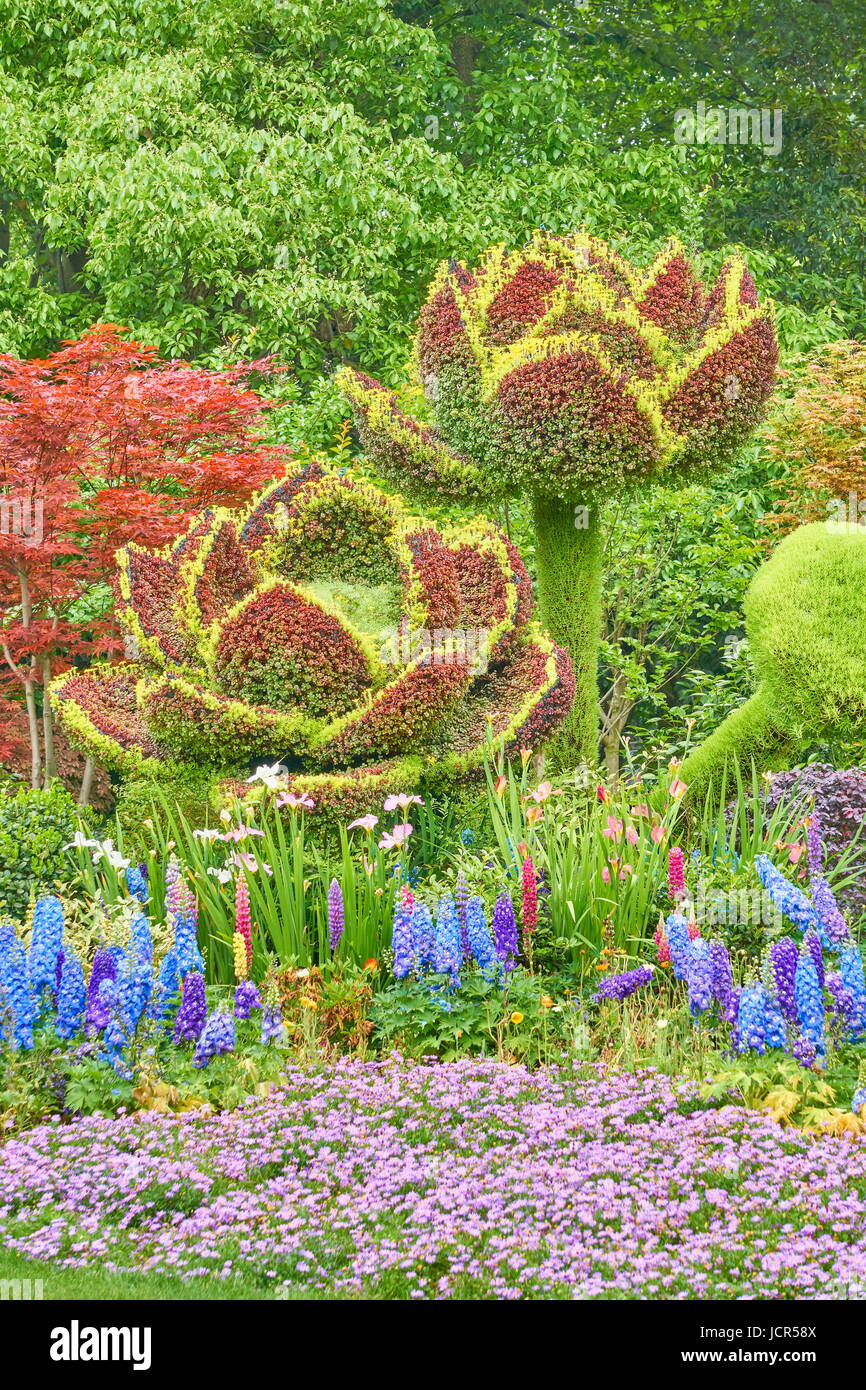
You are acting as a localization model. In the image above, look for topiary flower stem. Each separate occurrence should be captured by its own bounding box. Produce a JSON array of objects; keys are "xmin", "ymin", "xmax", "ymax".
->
[{"xmin": 531, "ymin": 494, "xmax": 603, "ymax": 768}]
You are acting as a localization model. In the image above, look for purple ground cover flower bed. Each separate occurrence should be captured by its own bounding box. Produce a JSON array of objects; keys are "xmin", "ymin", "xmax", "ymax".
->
[{"xmin": 2, "ymin": 1058, "xmax": 866, "ymax": 1300}]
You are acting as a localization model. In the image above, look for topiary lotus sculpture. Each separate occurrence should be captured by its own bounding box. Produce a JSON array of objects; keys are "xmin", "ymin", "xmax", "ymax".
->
[
  {"xmin": 340, "ymin": 231, "xmax": 778, "ymax": 766},
  {"xmin": 51, "ymin": 463, "xmax": 574, "ymax": 811},
  {"xmin": 677, "ymin": 522, "xmax": 866, "ymax": 802}
]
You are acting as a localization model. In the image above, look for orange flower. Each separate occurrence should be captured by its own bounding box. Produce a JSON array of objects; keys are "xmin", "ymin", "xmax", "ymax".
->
[
  {"xmin": 363, "ymin": 958, "xmax": 379, "ymax": 972},
  {"xmin": 494, "ymin": 775, "xmax": 508, "ymax": 797}
]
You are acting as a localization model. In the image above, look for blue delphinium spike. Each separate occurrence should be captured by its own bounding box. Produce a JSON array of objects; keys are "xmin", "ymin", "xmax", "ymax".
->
[
  {"xmin": 466, "ymin": 895, "xmax": 496, "ymax": 973},
  {"xmin": 392, "ymin": 893, "xmax": 415, "ymax": 980},
  {"xmin": 434, "ymin": 893, "xmax": 462, "ymax": 979},
  {"xmin": 125, "ymin": 864, "xmax": 149, "ymax": 904},
  {"xmin": 0, "ymin": 925, "xmax": 35, "ymax": 1050},
  {"xmin": 755, "ymin": 855, "xmax": 819, "ymax": 936},
  {"xmin": 795, "ymin": 948, "xmax": 826, "ymax": 1067},
  {"xmin": 665, "ymin": 912, "xmax": 692, "ymax": 981},
  {"xmin": 28, "ymin": 896, "xmax": 64, "ymax": 1006},
  {"xmin": 412, "ymin": 902, "xmax": 434, "ymax": 970},
  {"xmin": 56, "ymin": 952, "xmax": 86, "ymax": 1041},
  {"xmin": 687, "ymin": 939, "xmax": 713, "ymax": 1019}
]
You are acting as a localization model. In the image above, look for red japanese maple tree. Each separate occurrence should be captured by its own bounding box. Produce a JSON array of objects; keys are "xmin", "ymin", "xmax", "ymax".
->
[{"xmin": 0, "ymin": 325, "xmax": 293, "ymax": 795}]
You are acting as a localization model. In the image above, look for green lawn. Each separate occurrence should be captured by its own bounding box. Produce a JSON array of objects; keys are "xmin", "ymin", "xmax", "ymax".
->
[{"xmin": 0, "ymin": 1247, "xmax": 325, "ymax": 1301}]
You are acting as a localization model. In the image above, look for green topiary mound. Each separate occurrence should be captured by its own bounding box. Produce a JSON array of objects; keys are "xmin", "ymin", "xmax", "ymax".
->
[{"xmin": 678, "ymin": 522, "xmax": 866, "ymax": 801}]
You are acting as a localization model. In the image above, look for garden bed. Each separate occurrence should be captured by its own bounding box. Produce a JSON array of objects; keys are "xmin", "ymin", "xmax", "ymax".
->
[{"xmin": 3, "ymin": 1058, "xmax": 865, "ymax": 1301}]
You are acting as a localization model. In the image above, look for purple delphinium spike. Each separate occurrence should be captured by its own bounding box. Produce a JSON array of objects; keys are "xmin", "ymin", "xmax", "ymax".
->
[
  {"xmin": 806, "ymin": 813, "xmax": 824, "ymax": 881},
  {"xmin": 193, "ymin": 1009, "xmax": 235, "ymax": 1068},
  {"xmin": 811, "ymin": 876, "xmax": 849, "ymax": 947},
  {"xmin": 687, "ymin": 941, "xmax": 713, "ymax": 1019},
  {"xmin": 492, "ymin": 891, "xmax": 519, "ymax": 972},
  {"xmin": 85, "ymin": 949, "xmax": 118, "ymax": 1034},
  {"xmin": 328, "ymin": 878, "xmax": 344, "ymax": 952},
  {"xmin": 0, "ymin": 926, "xmax": 35, "ymax": 1050},
  {"xmin": 234, "ymin": 980, "xmax": 262, "ymax": 1020},
  {"xmin": 755, "ymin": 855, "xmax": 818, "ymax": 935},
  {"xmin": 261, "ymin": 1005, "xmax": 283, "ymax": 1044},
  {"xmin": 593, "ymin": 964, "xmax": 654, "ymax": 1004},
  {"xmin": 173, "ymin": 971, "xmax": 207, "ymax": 1043},
  {"xmin": 767, "ymin": 937, "xmax": 799, "ymax": 1023}
]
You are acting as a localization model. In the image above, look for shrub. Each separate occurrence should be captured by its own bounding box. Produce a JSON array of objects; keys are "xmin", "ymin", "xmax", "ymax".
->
[
  {"xmin": 0, "ymin": 784, "xmax": 82, "ymax": 918},
  {"xmin": 764, "ymin": 764, "xmax": 866, "ymax": 918}
]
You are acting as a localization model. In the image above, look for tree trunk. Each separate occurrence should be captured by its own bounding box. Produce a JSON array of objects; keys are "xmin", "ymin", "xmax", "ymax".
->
[
  {"xmin": 531, "ymin": 494, "xmax": 603, "ymax": 769},
  {"xmin": 14, "ymin": 568, "xmax": 43, "ymax": 788},
  {"xmin": 603, "ymin": 734, "xmax": 620, "ymax": 788},
  {"xmin": 24, "ymin": 675, "xmax": 42, "ymax": 788},
  {"xmin": 78, "ymin": 757, "xmax": 95, "ymax": 810},
  {"xmin": 41, "ymin": 655, "xmax": 56, "ymax": 784}
]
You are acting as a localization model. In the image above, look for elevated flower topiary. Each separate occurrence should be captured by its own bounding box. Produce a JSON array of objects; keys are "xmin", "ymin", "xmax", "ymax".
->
[
  {"xmin": 52, "ymin": 463, "xmax": 574, "ymax": 811},
  {"xmin": 677, "ymin": 522, "xmax": 866, "ymax": 802},
  {"xmin": 340, "ymin": 232, "xmax": 778, "ymax": 765}
]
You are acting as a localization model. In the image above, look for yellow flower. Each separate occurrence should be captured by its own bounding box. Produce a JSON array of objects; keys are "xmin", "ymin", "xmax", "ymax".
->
[
  {"xmin": 232, "ymin": 932, "xmax": 248, "ymax": 982},
  {"xmin": 510, "ymin": 1011, "xmax": 524, "ymax": 1025},
  {"xmin": 299, "ymin": 995, "xmax": 318, "ymax": 1011}
]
